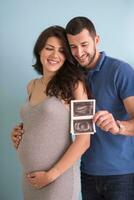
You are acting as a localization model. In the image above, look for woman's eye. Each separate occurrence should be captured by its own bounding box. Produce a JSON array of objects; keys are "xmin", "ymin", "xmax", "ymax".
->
[
  {"xmin": 59, "ymin": 49, "xmax": 65, "ymax": 54},
  {"xmin": 45, "ymin": 47, "xmax": 53, "ymax": 51}
]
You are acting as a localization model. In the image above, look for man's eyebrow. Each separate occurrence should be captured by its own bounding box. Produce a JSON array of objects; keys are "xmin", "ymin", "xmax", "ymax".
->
[
  {"xmin": 81, "ymin": 41, "xmax": 88, "ymax": 44},
  {"xmin": 69, "ymin": 41, "xmax": 88, "ymax": 46}
]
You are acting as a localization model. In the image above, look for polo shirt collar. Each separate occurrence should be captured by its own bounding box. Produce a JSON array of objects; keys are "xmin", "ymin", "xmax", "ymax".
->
[{"xmin": 89, "ymin": 51, "xmax": 106, "ymax": 72}]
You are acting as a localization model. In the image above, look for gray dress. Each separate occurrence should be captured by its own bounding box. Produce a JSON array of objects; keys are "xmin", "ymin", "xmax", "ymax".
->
[{"xmin": 18, "ymin": 96, "xmax": 80, "ymax": 200}]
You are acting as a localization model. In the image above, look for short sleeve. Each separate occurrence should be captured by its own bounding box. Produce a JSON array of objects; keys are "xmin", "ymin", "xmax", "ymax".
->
[{"xmin": 115, "ymin": 63, "xmax": 134, "ymax": 100}]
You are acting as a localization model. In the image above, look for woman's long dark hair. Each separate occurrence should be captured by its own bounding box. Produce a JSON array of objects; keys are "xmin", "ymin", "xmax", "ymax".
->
[{"xmin": 33, "ymin": 25, "xmax": 90, "ymax": 103}]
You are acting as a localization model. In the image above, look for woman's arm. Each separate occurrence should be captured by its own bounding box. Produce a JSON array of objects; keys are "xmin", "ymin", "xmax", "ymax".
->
[{"xmin": 27, "ymin": 81, "xmax": 91, "ymax": 189}]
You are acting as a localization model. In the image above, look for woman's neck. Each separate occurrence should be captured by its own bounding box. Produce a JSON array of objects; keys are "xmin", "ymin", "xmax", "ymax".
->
[{"xmin": 42, "ymin": 72, "xmax": 55, "ymax": 86}]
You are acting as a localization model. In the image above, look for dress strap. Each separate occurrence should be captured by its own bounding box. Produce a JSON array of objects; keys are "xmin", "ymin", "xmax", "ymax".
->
[{"xmin": 28, "ymin": 79, "xmax": 37, "ymax": 101}]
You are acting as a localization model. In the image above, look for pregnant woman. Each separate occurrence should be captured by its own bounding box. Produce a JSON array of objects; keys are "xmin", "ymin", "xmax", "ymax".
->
[{"xmin": 13, "ymin": 25, "xmax": 91, "ymax": 200}]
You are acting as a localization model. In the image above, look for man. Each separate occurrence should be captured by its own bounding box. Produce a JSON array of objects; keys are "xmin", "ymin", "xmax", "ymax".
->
[
  {"xmin": 65, "ymin": 17, "xmax": 134, "ymax": 200},
  {"xmin": 12, "ymin": 17, "xmax": 134, "ymax": 199}
]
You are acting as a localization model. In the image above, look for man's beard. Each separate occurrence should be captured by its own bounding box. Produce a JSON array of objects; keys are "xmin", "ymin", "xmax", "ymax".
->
[{"xmin": 81, "ymin": 48, "xmax": 96, "ymax": 68}]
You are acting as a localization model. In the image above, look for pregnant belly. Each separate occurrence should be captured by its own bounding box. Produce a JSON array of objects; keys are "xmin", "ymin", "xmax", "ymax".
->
[{"xmin": 17, "ymin": 130, "xmax": 70, "ymax": 173}]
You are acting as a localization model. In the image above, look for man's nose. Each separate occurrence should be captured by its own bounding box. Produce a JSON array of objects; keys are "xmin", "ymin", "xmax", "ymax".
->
[{"xmin": 76, "ymin": 47, "xmax": 83, "ymax": 57}]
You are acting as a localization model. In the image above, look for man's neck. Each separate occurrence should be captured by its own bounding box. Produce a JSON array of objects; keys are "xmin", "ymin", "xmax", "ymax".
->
[{"xmin": 87, "ymin": 51, "xmax": 100, "ymax": 69}]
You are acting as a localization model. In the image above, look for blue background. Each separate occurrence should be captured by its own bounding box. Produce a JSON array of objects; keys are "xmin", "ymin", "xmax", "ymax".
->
[{"xmin": 1, "ymin": 0, "xmax": 134, "ymax": 199}]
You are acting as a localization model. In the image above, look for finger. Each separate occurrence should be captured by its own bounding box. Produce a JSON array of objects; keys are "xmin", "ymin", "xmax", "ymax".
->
[
  {"xmin": 12, "ymin": 130, "xmax": 23, "ymax": 140},
  {"xmin": 11, "ymin": 131, "xmax": 20, "ymax": 139},
  {"xmin": 27, "ymin": 177, "xmax": 39, "ymax": 189},
  {"xmin": 101, "ymin": 121, "xmax": 113, "ymax": 132},
  {"xmin": 93, "ymin": 111, "xmax": 108, "ymax": 122},
  {"xmin": 16, "ymin": 134, "xmax": 23, "ymax": 140},
  {"xmin": 32, "ymin": 183, "xmax": 40, "ymax": 189},
  {"xmin": 27, "ymin": 178, "xmax": 41, "ymax": 189},
  {"xmin": 14, "ymin": 128, "xmax": 24, "ymax": 133},
  {"xmin": 12, "ymin": 136, "xmax": 22, "ymax": 149},
  {"xmin": 12, "ymin": 136, "xmax": 18, "ymax": 144},
  {"xmin": 27, "ymin": 177, "xmax": 36, "ymax": 182},
  {"xmin": 27, "ymin": 177, "xmax": 37, "ymax": 186},
  {"xmin": 16, "ymin": 138, "xmax": 21, "ymax": 144},
  {"xmin": 27, "ymin": 173, "xmax": 36, "ymax": 178},
  {"xmin": 12, "ymin": 130, "xmax": 18, "ymax": 137},
  {"xmin": 14, "ymin": 127, "xmax": 23, "ymax": 133},
  {"xmin": 99, "ymin": 117, "xmax": 112, "ymax": 128},
  {"xmin": 14, "ymin": 123, "xmax": 23, "ymax": 131},
  {"xmin": 14, "ymin": 124, "xmax": 22, "ymax": 130},
  {"xmin": 17, "ymin": 129, "xmax": 24, "ymax": 136},
  {"xmin": 95, "ymin": 113, "xmax": 112, "ymax": 127},
  {"xmin": 12, "ymin": 135, "xmax": 21, "ymax": 143}
]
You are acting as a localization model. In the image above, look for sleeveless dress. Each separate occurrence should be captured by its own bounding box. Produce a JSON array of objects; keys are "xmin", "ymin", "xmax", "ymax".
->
[{"xmin": 18, "ymin": 96, "xmax": 80, "ymax": 200}]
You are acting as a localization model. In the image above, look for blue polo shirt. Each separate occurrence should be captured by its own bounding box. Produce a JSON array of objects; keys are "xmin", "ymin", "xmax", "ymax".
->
[{"xmin": 81, "ymin": 52, "xmax": 134, "ymax": 175}]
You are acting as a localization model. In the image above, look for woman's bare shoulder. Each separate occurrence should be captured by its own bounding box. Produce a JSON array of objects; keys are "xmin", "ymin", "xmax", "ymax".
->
[{"xmin": 27, "ymin": 78, "xmax": 41, "ymax": 95}]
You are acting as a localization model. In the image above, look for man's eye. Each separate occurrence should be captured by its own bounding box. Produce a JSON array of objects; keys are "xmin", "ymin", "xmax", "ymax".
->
[
  {"xmin": 70, "ymin": 46, "xmax": 76, "ymax": 49},
  {"xmin": 82, "ymin": 43, "xmax": 88, "ymax": 47}
]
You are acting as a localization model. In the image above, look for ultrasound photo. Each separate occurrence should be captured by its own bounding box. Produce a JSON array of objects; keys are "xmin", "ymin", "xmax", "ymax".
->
[
  {"xmin": 73, "ymin": 101, "xmax": 94, "ymax": 117},
  {"xmin": 71, "ymin": 100, "xmax": 96, "ymax": 135},
  {"xmin": 73, "ymin": 119, "xmax": 94, "ymax": 134}
]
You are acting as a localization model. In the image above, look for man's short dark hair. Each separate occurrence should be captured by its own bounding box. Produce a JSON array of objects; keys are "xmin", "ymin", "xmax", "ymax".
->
[{"xmin": 66, "ymin": 16, "xmax": 96, "ymax": 38}]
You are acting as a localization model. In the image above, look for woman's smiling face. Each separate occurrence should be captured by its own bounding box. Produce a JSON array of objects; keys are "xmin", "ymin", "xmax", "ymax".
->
[{"xmin": 40, "ymin": 36, "xmax": 66, "ymax": 75}]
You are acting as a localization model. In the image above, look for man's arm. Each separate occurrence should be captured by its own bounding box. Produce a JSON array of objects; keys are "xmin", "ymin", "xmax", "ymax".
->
[
  {"xmin": 11, "ymin": 123, "xmax": 23, "ymax": 149},
  {"xmin": 93, "ymin": 96, "xmax": 134, "ymax": 136},
  {"xmin": 11, "ymin": 80, "xmax": 35, "ymax": 149},
  {"xmin": 117, "ymin": 96, "xmax": 134, "ymax": 136}
]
